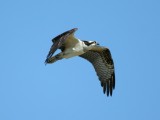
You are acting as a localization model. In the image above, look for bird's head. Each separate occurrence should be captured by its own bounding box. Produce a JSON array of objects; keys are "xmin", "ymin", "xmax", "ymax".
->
[{"xmin": 83, "ymin": 40, "xmax": 99, "ymax": 46}]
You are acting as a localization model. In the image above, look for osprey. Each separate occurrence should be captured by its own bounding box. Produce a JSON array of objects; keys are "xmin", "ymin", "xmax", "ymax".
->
[{"xmin": 45, "ymin": 28, "xmax": 115, "ymax": 96}]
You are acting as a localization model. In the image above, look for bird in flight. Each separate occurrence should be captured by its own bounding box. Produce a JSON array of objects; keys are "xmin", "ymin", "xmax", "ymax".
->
[{"xmin": 45, "ymin": 28, "xmax": 115, "ymax": 96}]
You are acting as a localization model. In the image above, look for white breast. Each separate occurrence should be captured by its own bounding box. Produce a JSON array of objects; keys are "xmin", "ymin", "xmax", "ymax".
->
[{"xmin": 63, "ymin": 39, "xmax": 85, "ymax": 58}]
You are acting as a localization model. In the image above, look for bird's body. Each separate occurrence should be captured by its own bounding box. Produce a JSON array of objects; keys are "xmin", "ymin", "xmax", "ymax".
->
[
  {"xmin": 45, "ymin": 28, "xmax": 115, "ymax": 96},
  {"xmin": 62, "ymin": 38, "xmax": 85, "ymax": 58}
]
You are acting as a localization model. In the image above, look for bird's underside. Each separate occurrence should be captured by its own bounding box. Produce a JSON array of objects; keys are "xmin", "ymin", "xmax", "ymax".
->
[{"xmin": 45, "ymin": 28, "xmax": 115, "ymax": 96}]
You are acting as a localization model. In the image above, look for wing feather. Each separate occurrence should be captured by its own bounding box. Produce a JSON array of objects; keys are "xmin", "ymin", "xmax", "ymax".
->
[
  {"xmin": 79, "ymin": 48, "xmax": 115, "ymax": 96},
  {"xmin": 45, "ymin": 28, "xmax": 78, "ymax": 63}
]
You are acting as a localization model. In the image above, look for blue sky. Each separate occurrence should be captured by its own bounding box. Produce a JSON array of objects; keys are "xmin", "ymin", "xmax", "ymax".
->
[{"xmin": 0, "ymin": 0, "xmax": 160, "ymax": 120}]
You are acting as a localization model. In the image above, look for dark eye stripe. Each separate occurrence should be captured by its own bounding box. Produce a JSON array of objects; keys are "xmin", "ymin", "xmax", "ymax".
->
[{"xmin": 83, "ymin": 41, "xmax": 95, "ymax": 46}]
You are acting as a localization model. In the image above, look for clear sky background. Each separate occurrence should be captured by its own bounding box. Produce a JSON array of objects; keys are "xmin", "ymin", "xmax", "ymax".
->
[{"xmin": 0, "ymin": 0, "xmax": 160, "ymax": 120}]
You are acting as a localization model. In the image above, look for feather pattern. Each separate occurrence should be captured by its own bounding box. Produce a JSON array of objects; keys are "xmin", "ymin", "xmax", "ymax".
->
[
  {"xmin": 79, "ymin": 48, "xmax": 115, "ymax": 96},
  {"xmin": 45, "ymin": 28, "xmax": 115, "ymax": 97},
  {"xmin": 45, "ymin": 28, "xmax": 78, "ymax": 63}
]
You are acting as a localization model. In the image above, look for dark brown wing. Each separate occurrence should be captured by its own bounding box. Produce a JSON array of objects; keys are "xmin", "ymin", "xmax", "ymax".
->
[
  {"xmin": 79, "ymin": 48, "xmax": 115, "ymax": 96},
  {"xmin": 45, "ymin": 28, "xmax": 78, "ymax": 64}
]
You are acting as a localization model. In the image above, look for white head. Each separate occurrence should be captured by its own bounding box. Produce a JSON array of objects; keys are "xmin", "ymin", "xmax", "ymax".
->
[
  {"xmin": 83, "ymin": 40, "xmax": 99, "ymax": 46},
  {"xmin": 82, "ymin": 40, "xmax": 99, "ymax": 50}
]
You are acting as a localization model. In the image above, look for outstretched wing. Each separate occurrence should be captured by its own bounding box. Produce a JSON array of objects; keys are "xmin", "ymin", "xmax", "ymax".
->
[
  {"xmin": 45, "ymin": 28, "xmax": 78, "ymax": 63},
  {"xmin": 79, "ymin": 48, "xmax": 115, "ymax": 96}
]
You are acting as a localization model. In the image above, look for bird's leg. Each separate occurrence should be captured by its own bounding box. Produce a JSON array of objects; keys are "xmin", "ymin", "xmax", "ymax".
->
[{"xmin": 46, "ymin": 53, "xmax": 63, "ymax": 64}]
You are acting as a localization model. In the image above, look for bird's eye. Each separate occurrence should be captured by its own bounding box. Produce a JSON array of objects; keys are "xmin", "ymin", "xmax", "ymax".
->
[
  {"xmin": 92, "ymin": 41, "xmax": 96, "ymax": 44},
  {"xmin": 94, "ymin": 41, "xmax": 99, "ymax": 45}
]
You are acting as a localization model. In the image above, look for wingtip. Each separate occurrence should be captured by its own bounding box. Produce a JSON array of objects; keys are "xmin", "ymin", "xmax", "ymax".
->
[
  {"xmin": 70, "ymin": 28, "xmax": 78, "ymax": 33},
  {"xmin": 44, "ymin": 58, "xmax": 49, "ymax": 65},
  {"xmin": 44, "ymin": 61, "xmax": 47, "ymax": 66},
  {"xmin": 101, "ymin": 81, "xmax": 114, "ymax": 97},
  {"xmin": 112, "ymin": 72, "xmax": 115, "ymax": 89},
  {"xmin": 73, "ymin": 28, "xmax": 78, "ymax": 31}
]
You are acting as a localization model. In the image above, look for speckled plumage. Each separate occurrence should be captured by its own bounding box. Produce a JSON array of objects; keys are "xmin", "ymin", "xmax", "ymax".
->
[
  {"xmin": 80, "ymin": 49, "xmax": 115, "ymax": 96},
  {"xmin": 45, "ymin": 28, "xmax": 115, "ymax": 96}
]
